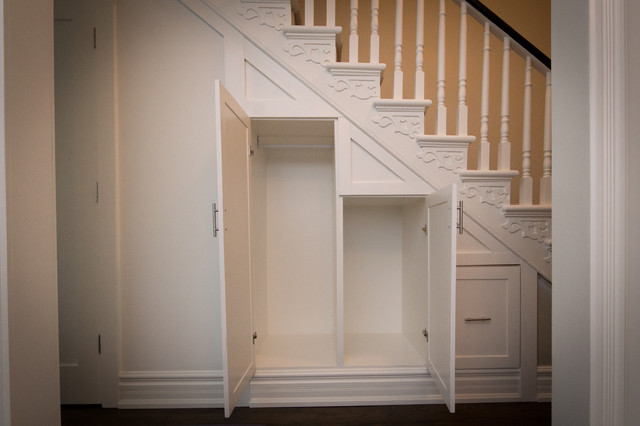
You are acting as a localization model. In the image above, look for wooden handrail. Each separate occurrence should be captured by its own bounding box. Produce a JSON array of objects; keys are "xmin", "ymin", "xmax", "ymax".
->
[{"xmin": 459, "ymin": 0, "xmax": 551, "ymax": 70}]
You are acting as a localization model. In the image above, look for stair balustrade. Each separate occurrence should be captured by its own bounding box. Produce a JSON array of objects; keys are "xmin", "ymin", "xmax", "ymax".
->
[{"xmin": 292, "ymin": 0, "xmax": 551, "ymax": 207}]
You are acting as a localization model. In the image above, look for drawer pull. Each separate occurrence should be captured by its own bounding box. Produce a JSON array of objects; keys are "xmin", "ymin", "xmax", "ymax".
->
[{"xmin": 465, "ymin": 317, "xmax": 492, "ymax": 322}]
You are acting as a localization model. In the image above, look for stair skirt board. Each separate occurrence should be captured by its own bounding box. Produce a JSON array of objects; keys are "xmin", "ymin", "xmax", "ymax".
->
[{"xmin": 117, "ymin": 368, "xmax": 530, "ymax": 409}]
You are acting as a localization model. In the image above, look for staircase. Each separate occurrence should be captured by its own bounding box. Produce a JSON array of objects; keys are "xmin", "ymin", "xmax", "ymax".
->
[{"xmin": 184, "ymin": 0, "xmax": 552, "ymax": 279}]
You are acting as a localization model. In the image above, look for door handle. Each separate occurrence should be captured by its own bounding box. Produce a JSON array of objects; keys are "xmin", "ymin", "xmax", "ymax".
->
[{"xmin": 213, "ymin": 203, "xmax": 219, "ymax": 237}]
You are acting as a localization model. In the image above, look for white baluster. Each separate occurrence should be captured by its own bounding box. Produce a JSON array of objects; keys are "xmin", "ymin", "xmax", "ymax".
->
[
  {"xmin": 415, "ymin": 0, "xmax": 425, "ymax": 99},
  {"xmin": 457, "ymin": 1, "xmax": 468, "ymax": 135},
  {"xmin": 393, "ymin": 0, "xmax": 404, "ymax": 99},
  {"xmin": 326, "ymin": 0, "xmax": 336, "ymax": 26},
  {"xmin": 478, "ymin": 22, "xmax": 491, "ymax": 170},
  {"xmin": 540, "ymin": 71, "xmax": 552, "ymax": 205},
  {"xmin": 520, "ymin": 56, "xmax": 533, "ymax": 205},
  {"xmin": 436, "ymin": 0, "xmax": 447, "ymax": 135},
  {"xmin": 497, "ymin": 37, "xmax": 511, "ymax": 170},
  {"xmin": 305, "ymin": 0, "xmax": 314, "ymax": 26},
  {"xmin": 349, "ymin": 0, "xmax": 359, "ymax": 63},
  {"xmin": 370, "ymin": 0, "xmax": 380, "ymax": 63}
]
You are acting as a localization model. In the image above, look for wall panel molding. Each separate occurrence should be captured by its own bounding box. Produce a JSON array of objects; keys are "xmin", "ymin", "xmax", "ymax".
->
[{"xmin": 589, "ymin": 0, "xmax": 628, "ymax": 424}]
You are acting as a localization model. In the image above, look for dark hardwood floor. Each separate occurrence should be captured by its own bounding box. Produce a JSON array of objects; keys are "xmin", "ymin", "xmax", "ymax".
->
[{"xmin": 62, "ymin": 403, "xmax": 551, "ymax": 426}]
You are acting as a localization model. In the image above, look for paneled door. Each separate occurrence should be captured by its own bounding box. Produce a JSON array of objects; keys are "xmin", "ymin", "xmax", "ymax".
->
[
  {"xmin": 55, "ymin": 1, "xmax": 101, "ymax": 404},
  {"xmin": 214, "ymin": 80, "xmax": 255, "ymax": 417},
  {"xmin": 425, "ymin": 184, "xmax": 458, "ymax": 413}
]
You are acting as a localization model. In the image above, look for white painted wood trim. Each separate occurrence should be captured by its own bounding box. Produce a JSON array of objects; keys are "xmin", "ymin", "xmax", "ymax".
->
[
  {"xmin": 116, "ymin": 367, "xmax": 524, "ymax": 409},
  {"xmin": 250, "ymin": 367, "xmax": 522, "ymax": 407},
  {"xmin": 180, "ymin": 0, "xmax": 246, "ymax": 103},
  {"xmin": 0, "ymin": 0, "xmax": 10, "ymax": 422},
  {"xmin": 537, "ymin": 366, "xmax": 552, "ymax": 402},
  {"xmin": 118, "ymin": 370, "xmax": 224, "ymax": 409},
  {"xmin": 520, "ymin": 263, "xmax": 538, "ymax": 401},
  {"xmin": 334, "ymin": 119, "xmax": 346, "ymax": 366},
  {"xmin": 95, "ymin": 0, "xmax": 119, "ymax": 407},
  {"xmin": 589, "ymin": 0, "xmax": 628, "ymax": 424}
]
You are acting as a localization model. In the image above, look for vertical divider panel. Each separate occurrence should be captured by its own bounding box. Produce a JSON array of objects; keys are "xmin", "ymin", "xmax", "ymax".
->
[
  {"xmin": 335, "ymin": 117, "xmax": 346, "ymax": 367},
  {"xmin": 335, "ymin": 195, "xmax": 345, "ymax": 367}
]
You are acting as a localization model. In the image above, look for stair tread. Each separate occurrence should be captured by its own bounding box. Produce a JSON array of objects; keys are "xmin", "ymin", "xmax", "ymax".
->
[
  {"xmin": 283, "ymin": 25, "xmax": 342, "ymax": 35},
  {"xmin": 417, "ymin": 134, "xmax": 476, "ymax": 145}
]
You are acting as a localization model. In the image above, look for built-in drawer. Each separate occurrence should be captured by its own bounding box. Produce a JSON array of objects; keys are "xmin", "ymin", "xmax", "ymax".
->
[{"xmin": 456, "ymin": 265, "xmax": 521, "ymax": 369}]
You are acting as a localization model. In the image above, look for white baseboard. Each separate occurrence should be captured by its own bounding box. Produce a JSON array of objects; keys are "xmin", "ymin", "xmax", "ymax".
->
[
  {"xmin": 250, "ymin": 367, "xmax": 522, "ymax": 408},
  {"xmin": 118, "ymin": 370, "xmax": 224, "ymax": 409},
  {"xmin": 536, "ymin": 365, "xmax": 552, "ymax": 402},
  {"xmin": 456, "ymin": 369, "xmax": 521, "ymax": 402},
  {"xmin": 117, "ymin": 367, "xmax": 533, "ymax": 409}
]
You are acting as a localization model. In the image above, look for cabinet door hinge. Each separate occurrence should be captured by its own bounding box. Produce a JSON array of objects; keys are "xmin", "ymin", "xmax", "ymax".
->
[
  {"xmin": 422, "ymin": 225, "xmax": 428, "ymax": 235},
  {"xmin": 253, "ymin": 332, "xmax": 258, "ymax": 344},
  {"xmin": 423, "ymin": 328, "xmax": 429, "ymax": 342}
]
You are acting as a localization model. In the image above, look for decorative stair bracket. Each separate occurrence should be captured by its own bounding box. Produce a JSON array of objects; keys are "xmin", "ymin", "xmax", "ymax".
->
[
  {"xmin": 502, "ymin": 205, "xmax": 552, "ymax": 263},
  {"xmin": 237, "ymin": 0, "xmax": 292, "ymax": 30},
  {"xmin": 282, "ymin": 26, "xmax": 342, "ymax": 66},
  {"xmin": 459, "ymin": 170, "xmax": 519, "ymax": 209},
  {"xmin": 417, "ymin": 134, "xmax": 476, "ymax": 186},
  {"xmin": 372, "ymin": 99, "xmax": 432, "ymax": 141},
  {"xmin": 326, "ymin": 62, "xmax": 386, "ymax": 101}
]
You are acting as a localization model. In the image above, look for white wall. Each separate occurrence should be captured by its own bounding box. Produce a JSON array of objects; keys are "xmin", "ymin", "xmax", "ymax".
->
[
  {"xmin": 4, "ymin": 0, "xmax": 61, "ymax": 424},
  {"xmin": 116, "ymin": 0, "xmax": 225, "ymax": 372},
  {"xmin": 626, "ymin": 1, "xmax": 640, "ymax": 422},
  {"xmin": 551, "ymin": 0, "xmax": 591, "ymax": 423}
]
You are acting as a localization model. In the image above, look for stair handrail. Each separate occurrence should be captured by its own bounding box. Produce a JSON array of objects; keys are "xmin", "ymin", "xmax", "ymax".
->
[{"xmin": 457, "ymin": 0, "xmax": 550, "ymax": 72}]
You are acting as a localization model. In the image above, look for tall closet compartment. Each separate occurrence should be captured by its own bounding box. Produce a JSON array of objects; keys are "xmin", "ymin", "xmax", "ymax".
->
[
  {"xmin": 214, "ymin": 81, "xmax": 457, "ymax": 417},
  {"xmin": 250, "ymin": 119, "xmax": 337, "ymax": 369}
]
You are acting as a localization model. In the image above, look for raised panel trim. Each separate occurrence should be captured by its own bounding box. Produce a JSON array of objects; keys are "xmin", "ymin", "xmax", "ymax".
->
[
  {"xmin": 455, "ymin": 265, "xmax": 521, "ymax": 369},
  {"xmin": 338, "ymin": 124, "xmax": 431, "ymax": 196}
]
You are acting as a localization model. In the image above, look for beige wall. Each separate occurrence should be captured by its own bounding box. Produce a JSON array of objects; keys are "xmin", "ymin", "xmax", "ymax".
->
[{"xmin": 4, "ymin": 0, "xmax": 61, "ymax": 425}]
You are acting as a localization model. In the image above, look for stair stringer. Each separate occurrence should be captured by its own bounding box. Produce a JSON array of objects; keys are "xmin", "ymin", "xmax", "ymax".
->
[{"xmin": 183, "ymin": 0, "xmax": 551, "ymax": 280}]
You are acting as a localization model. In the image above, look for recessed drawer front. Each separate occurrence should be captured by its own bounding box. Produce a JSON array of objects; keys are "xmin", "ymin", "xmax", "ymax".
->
[{"xmin": 456, "ymin": 265, "xmax": 521, "ymax": 369}]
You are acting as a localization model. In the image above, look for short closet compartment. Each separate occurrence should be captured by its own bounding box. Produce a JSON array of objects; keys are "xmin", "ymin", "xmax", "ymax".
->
[
  {"xmin": 250, "ymin": 119, "xmax": 337, "ymax": 368},
  {"xmin": 342, "ymin": 197, "xmax": 428, "ymax": 367}
]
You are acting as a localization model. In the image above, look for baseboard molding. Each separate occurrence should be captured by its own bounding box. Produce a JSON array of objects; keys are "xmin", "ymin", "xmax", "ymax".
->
[
  {"xmin": 118, "ymin": 370, "xmax": 224, "ymax": 409},
  {"xmin": 117, "ymin": 367, "xmax": 532, "ymax": 409},
  {"xmin": 250, "ymin": 367, "xmax": 522, "ymax": 407},
  {"xmin": 456, "ymin": 369, "xmax": 521, "ymax": 403},
  {"xmin": 536, "ymin": 365, "xmax": 552, "ymax": 402}
]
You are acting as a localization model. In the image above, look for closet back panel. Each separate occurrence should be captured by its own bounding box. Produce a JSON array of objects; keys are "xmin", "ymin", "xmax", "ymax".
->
[
  {"xmin": 264, "ymin": 148, "xmax": 336, "ymax": 335},
  {"xmin": 343, "ymin": 205, "xmax": 403, "ymax": 334}
]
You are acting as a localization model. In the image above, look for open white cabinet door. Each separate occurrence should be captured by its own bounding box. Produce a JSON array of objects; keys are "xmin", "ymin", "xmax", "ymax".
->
[
  {"xmin": 214, "ymin": 80, "xmax": 255, "ymax": 417},
  {"xmin": 425, "ymin": 184, "xmax": 457, "ymax": 413}
]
